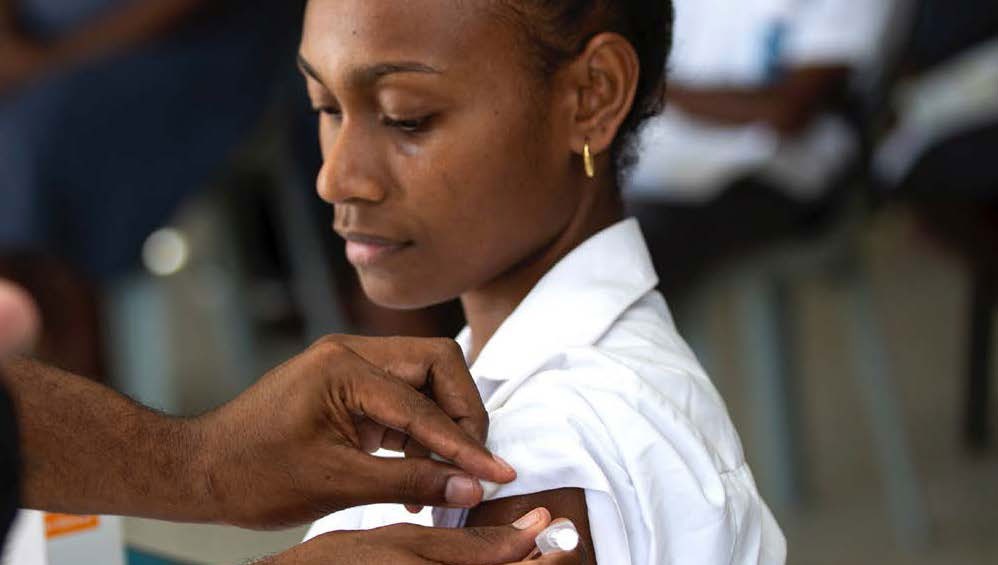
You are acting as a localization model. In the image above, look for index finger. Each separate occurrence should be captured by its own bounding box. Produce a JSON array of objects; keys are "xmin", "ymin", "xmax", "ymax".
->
[
  {"xmin": 412, "ymin": 339, "xmax": 490, "ymax": 445},
  {"xmin": 350, "ymin": 368, "xmax": 515, "ymax": 483},
  {"xmin": 333, "ymin": 337, "xmax": 497, "ymax": 467}
]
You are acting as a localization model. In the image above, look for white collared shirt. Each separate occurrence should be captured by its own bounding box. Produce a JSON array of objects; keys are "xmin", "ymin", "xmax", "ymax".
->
[{"xmin": 305, "ymin": 219, "xmax": 786, "ymax": 564}]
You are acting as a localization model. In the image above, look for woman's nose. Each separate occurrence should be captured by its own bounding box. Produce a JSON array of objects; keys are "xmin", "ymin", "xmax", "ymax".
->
[{"xmin": 315, "ymin": 123, "xmax": 387, "ymax": 205}]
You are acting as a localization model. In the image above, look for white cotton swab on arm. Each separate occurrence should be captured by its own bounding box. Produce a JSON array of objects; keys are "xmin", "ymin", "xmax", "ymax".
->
[{"xmin": 535, "ymin": 520, "xmax": 580, "ymax": 555}]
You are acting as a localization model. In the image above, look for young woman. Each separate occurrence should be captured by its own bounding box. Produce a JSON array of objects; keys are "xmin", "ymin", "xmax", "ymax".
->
[{"xmin": 298, "ymin": 0, "xmax": 786, "ymax": 563}]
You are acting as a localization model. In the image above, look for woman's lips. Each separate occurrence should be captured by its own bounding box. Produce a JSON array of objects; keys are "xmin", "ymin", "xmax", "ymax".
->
[{"xmin": 342, "ymin": 233, "xmax": 412, "ymax": 267}]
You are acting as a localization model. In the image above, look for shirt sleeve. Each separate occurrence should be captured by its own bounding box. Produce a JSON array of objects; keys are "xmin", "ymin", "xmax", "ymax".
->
[
  {"xmin": 471, "ymin": 368, "xmax": 786, "ymax": 565},
  {"xmin": 469, "ymin": 378, "xmax": 631, "ymax": 564},
  {"xmin": 782, "ymin": 0, "xmax": 894, "ymax": 68}
]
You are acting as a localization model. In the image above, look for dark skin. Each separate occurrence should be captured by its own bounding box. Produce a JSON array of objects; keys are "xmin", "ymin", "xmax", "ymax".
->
[
  {"xmin": 1, "ymin": 336, "xmax": 517, "ymax": 528},
  {"xmin": 464, "ymin": 489, "xmax": 596, "ymax": 564},
  {"xmin": 666, "ymin": 66, "xmax": 851, "ymax": 135},
  {"xmin": 260, "ymin": 511, "xmax": 581, "ymax": 565},
  {"xmin": 0, "ymin": 280, "xmax": 38, "ymax": 354},
  {"xmin": 0, "ymin": 340, "xmax": 585, "ymax": 564},
  {"xmin": 300, "ymin": 1, "xmax": 642, "ymax": 561}
]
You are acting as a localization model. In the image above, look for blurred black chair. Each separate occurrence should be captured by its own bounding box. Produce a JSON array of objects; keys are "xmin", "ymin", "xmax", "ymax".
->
[{"xmin": 874, "ymin": 0, "xmax": 998, "ymax": 450}]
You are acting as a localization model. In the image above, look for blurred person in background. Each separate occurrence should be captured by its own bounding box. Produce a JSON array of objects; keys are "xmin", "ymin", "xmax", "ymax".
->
[
  {"xmin": 626, "ymin": 0, "xmax": 894, "ymax": 298},
  {"xmin": 875, "ymin": 0, "xmax": 998, "ymax": 448},
  {"xmin": 0, "ymin": 0, "xmax": 299, "ymax": 378}
]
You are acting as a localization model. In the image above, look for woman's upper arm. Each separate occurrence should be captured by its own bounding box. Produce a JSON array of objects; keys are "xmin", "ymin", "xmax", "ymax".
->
[{"xmin": 464, "ymin": 487, "xmax": 597, "ymax": 564}]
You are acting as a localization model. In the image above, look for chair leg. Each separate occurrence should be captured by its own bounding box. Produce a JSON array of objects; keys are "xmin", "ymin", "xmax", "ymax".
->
[
  {"xmin": 733, "ymin": 273, "xmax": 803, "ymax": 511},
  {"xmin": 966, "ymin": 265, "xmax": 996, "ymax": 449},
  {"xmin": 845, "ymin": 265, "xmax": 931, "ymax": 548}
]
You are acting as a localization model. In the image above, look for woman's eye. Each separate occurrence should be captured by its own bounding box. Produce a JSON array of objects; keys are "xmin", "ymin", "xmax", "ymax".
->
[
  {"xmin": 312, "ymin": 106, "xmax": 342, "ymax": 119},
  {"xmin": 382, "ymin": 115, "xmax": 432, "ymax": 133}
]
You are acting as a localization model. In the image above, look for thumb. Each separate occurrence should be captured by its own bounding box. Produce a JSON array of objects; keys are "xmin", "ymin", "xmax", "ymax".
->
[
  {"xmin": 345, "ymin": 449, "xmax": 487, "ymax": 509},
  {"xmin": 0, "ymin": 280, "xmax": 39, "ymax": 357},
  {"xmin": 408, "ymin": 508, "xmax": 553, "ymax": 564}
]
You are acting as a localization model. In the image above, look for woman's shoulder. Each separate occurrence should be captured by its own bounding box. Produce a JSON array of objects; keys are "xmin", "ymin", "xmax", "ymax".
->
[
  {"xmin": 495, "ymin": 289, "xmax": 747, "ymax": 472},
  {"xmin": 521, "ymin": 290, "xmax": 719, "ymax": 408}
]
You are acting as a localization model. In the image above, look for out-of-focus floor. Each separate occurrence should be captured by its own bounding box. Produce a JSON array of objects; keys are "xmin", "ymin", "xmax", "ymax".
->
[
  {"xmin": 120, "ymin": 206, "xmax": 998, "ymax": 564},
  {"xmin": 703, "ymin": 207, "xmax": 998, "ymax": 565}
]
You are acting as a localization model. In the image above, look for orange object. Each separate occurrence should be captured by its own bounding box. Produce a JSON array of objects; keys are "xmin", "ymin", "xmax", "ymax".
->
[{"xmin": 44, "ymin": 514, "xmax": 100, "ymax": 539}]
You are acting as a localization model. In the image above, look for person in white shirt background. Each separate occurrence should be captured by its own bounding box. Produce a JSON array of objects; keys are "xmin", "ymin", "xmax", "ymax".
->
[
  {"xmin": 298, "ymin": 0, "xmax": 785, "ymax": 563},
  {"xmin": 626, "ymin": 0, "xmax": 895, "ymax": 298}
]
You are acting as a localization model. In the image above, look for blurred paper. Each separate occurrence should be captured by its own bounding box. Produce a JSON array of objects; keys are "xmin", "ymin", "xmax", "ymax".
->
[
  {"xmin": 46, "ymin": 514, "xmax": 125, "ymax": 565},
  {"xmin": 3, "ymin": 510, "xmax": 47, "ymax": 565}
]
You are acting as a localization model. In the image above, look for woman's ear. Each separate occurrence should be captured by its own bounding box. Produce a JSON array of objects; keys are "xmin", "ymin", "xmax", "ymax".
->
[{"xmin": 564, "ymin": 32, "xmax": 640, "ymax": 160}]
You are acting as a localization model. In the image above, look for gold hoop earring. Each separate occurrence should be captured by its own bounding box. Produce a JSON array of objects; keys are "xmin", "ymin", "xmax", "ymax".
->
[{"xmin": 583, "ymin": 140, "xmax": 596, "ymax": 179}]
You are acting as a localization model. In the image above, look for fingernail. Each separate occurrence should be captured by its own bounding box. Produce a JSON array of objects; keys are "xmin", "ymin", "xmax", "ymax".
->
[
  {"xmin": 493, "ymin": 454, "xmax": 516, "ymax": 477},
  {"xmin": 445, "ymin": 475, "xmax": 480, "ymax": 507},
  {"xmin": 513, "ymin": 508, "xmax": 543, "ymax": 530}
]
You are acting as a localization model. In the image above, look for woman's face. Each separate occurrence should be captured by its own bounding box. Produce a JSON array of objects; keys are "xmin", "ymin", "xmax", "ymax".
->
[{"xmin": 300, "ymin": 0, "xmax": 583, "ymax": 309}]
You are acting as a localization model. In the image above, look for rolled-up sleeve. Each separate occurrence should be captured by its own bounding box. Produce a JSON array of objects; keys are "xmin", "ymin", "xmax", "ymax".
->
[{"xmin": 468, "ymin": 369, "xmax": 786, "ymax": 565}]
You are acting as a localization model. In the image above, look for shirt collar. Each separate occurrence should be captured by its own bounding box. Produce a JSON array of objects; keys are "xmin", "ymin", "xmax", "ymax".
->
[{"xmin": 456, "ymin": 218, "xmax": 658, "ymax": 385}]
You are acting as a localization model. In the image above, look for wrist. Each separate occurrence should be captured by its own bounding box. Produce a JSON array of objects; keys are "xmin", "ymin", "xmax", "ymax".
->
[{"xmin": 182, "ymin": 415, "xmax": 225, "ymax": 524}]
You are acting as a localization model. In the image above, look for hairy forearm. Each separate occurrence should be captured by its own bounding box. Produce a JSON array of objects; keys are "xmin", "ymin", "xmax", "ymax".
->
[
  {"xmin": 47, "ymin": 0, "xmax": 206, "ymax": 67},
  {"xmin": 666, "ymin": 66, "xmax": 850, "ymax": 134},
  {"xmin": 0, "ymin": 357, "xmax": 213, "ymax": 522}
]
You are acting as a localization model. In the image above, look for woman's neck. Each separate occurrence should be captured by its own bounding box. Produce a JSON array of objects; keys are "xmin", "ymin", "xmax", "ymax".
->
[{"xmin": 460, "ymin": 181, "xmax": 624, "ymax": 363}]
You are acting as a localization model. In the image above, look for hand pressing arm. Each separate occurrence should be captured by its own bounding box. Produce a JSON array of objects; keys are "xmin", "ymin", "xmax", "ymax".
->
[
  {"xmin": 465, "ymin": 488, "xmax": 597, "ymax": 565},
  {"xmin": 0, "ymin": 335, "xmax": 515, "ymax": 529},
  {"xmin": 257, "ymin": 507, "xmax": 581, "ymax": 565}
]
